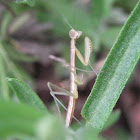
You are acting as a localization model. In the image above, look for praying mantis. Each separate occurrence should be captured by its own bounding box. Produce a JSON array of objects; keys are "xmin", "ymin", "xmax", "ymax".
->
[{"xmin": 48, "ymin": 25, "xmax": 97, "ymax": 127}]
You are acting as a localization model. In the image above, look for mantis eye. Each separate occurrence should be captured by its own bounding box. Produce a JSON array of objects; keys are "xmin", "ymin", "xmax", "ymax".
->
[{"xmin": 69, "ymin": 29, "xmax": 82, "ymax": 39}]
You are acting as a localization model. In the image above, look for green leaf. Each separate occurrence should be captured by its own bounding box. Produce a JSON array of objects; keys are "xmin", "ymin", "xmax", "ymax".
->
[
  {"xmin": 81, "ymin": 1, "xmax": 140, "ymax": 132},
  {"xmin": 15, "ymin": 0, "xmax": 35, "ymax": 6},
  {"xmin": 7, "ymin": 78, "xmax": 48, "ymax": 113},
  {"xmin": 103, "ymin": 110, "xmax": 121, "ymax": 130},
  {"xmin": 0, "ymin": 100, "xmax": 45, "ymax": 138}
]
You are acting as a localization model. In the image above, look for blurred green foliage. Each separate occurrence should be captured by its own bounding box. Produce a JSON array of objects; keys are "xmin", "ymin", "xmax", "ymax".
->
[
  {"xmin": 0, "ymin": 5, "xmax": 38, "ymax": 99},
  {"xmin": 101, "ymin": 26, "xmax": 122, "ymax": 49},
  {"xmin": 0, "ymin": 0, "xmax": 139, "ymax": 140}
]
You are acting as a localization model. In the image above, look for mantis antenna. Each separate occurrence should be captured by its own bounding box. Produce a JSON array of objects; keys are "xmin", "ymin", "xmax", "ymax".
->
[{"xmin": 62, "ymin": 15, "xmax": 73, "ymax": 29}]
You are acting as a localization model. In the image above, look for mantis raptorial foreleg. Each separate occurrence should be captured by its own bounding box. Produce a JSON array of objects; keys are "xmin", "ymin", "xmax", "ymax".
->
[
  {"xmin": 76, "ymin": 37, "xmax": 92, "ymax": 66},
  {"xmin": 75, "ymin": 37, "xmax": 98, "ymax": 75}
]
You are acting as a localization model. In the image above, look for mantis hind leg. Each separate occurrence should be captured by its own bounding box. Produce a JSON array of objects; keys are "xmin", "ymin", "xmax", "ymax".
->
[
  {"xmin": 48, "ymin": 82, "xmax": 78, "ymax": 98},
  {"xmin": 47, "ymin": 82, "xmax": 81, "ymax": 124}
]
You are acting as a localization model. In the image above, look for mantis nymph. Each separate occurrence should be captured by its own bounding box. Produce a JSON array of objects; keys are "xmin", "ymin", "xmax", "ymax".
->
[{"xmin": 48, "ymin": 26, "xmax": 97, "ymax": 127}]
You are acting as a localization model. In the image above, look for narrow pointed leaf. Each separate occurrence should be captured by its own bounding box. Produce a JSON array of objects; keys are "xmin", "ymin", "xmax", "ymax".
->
[
  {"xmin": 81, "ymin": 1, "xmax": 140, "ymax": 132},
  {"xmin": 7, "ymin": 78, "xmax": 48, "ymax": 113}
]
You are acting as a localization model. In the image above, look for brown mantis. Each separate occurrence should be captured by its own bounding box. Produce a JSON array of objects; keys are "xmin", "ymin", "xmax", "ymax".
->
[{"xmin": 48, "ymin": 24, "xmax": 97, "ymax": 127}]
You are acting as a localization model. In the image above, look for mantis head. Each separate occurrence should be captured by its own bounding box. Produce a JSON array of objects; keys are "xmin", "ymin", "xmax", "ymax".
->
[{"xmin": 69, "ymin": 29, "xmax": 82, "ymax": 40}]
